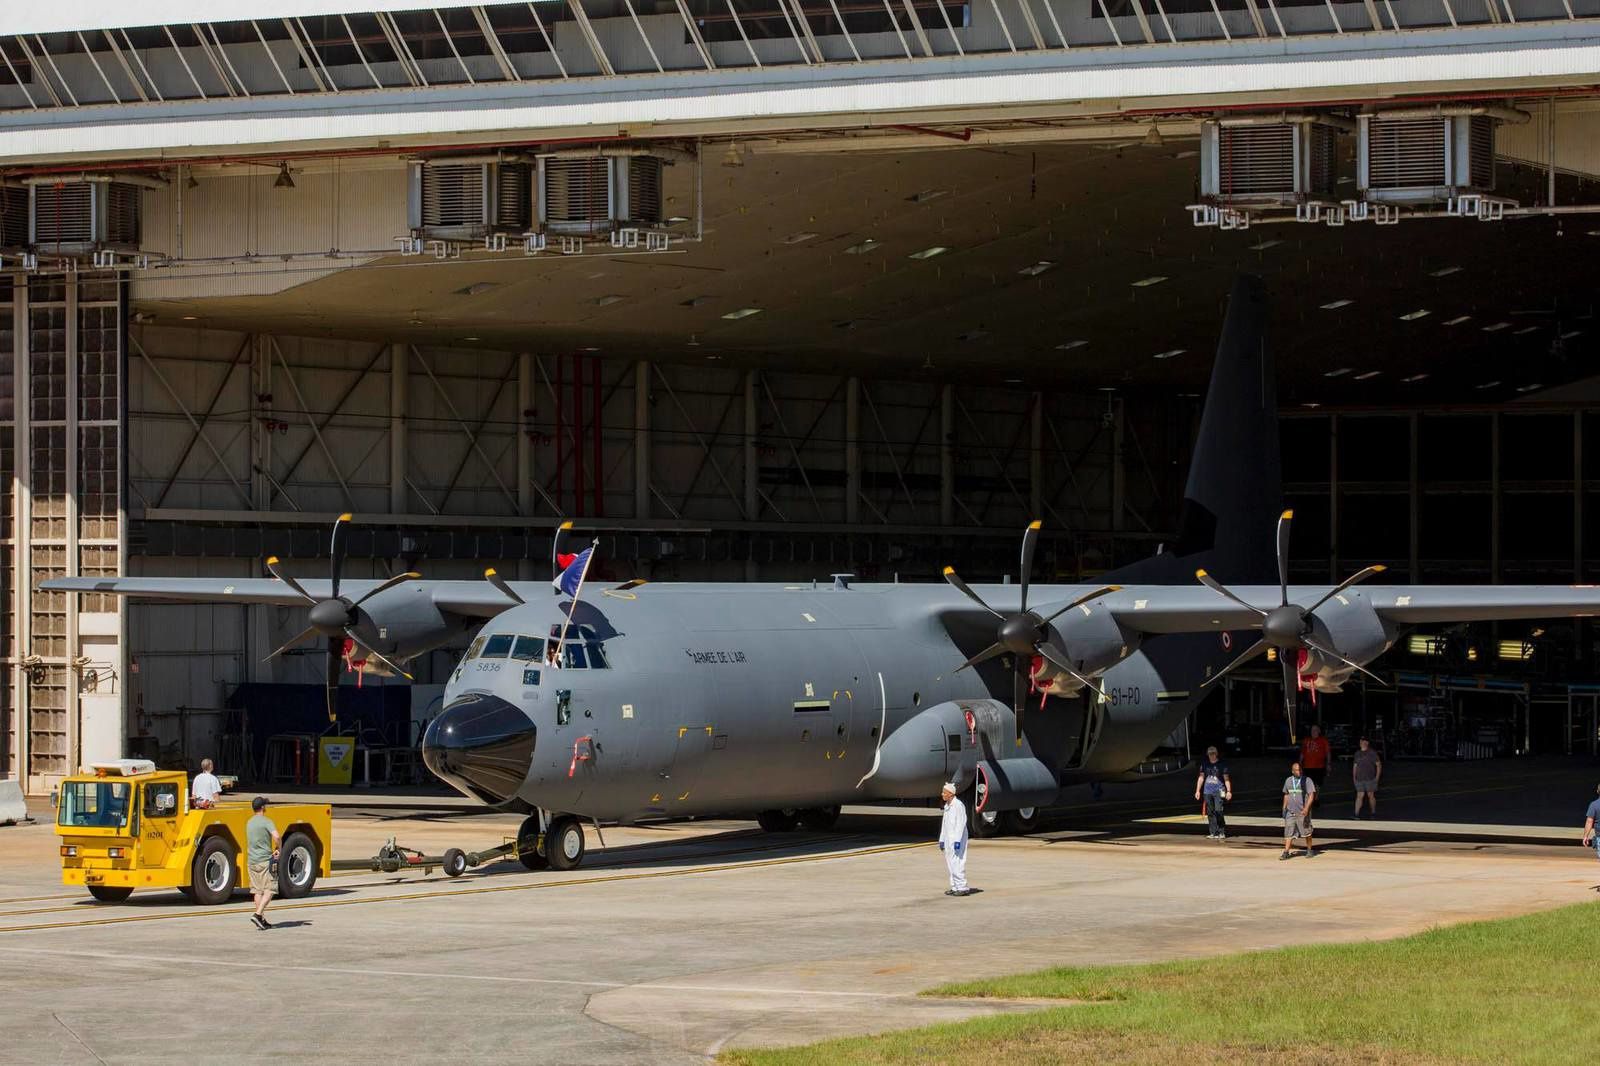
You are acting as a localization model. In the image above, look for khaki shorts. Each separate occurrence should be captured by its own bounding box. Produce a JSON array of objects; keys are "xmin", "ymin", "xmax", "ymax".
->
[{"xmin": 249, "ymin": 861, "xmax": 277, "ymax": 895}]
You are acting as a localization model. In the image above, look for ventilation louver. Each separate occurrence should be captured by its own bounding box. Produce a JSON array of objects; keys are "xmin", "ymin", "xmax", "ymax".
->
[
  {"xmin": 0, "ymin": 185, "xmax": 26, "ymax": 248},
  {"xmin": 1359, "ymin": 115, "xmax": 1498, "ymax": 204},
  {"xmin": 27, "ymin": 180, "xmax": 141, "ymax": 251},
  {"xmin": 538, "ymin": 157, "xmax": 666, "ymax": 237},
  {"xmin": 407, "ymin": 160, "xmax": 533, "ymax": 239},
  {"xmin": 1199, "ymin": 120, "xmax": 1340, "ymax": 207}
]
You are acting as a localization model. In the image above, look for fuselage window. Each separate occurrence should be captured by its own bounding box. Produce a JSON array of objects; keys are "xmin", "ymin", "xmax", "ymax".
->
[
  {"xmin": 481, "ymin": 634, "xmax": 515, "ymax": 658},
  {"xmin": 510, "ymin": 635, "xmax": 544, "ymax": 661},
  {"xmin": 466, "ymin": 635, "xmax": 487, "ymax": 660}
]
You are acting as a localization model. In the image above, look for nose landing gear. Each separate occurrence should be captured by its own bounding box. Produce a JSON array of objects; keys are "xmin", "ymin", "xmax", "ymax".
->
[{"xmin": 516, "ymin": 811, "xmax": 588, "ymax": 871}]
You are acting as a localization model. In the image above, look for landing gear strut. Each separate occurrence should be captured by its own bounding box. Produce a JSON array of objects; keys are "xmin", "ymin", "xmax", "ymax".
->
[{"xmin": 515, "ymin": 811, "xmax": 587, "ymax": 870}]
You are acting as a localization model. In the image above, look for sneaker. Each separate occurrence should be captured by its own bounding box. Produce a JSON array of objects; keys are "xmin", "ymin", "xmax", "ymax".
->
[
  {"xmin": 1206, "ymin": 832, "xmax": 1217, "ymax": 840},
  {"xmin": 952, "ymin": 888, "xmax": 973, "ymax": 897},
  {"xmin": 944, "ymin": 889, "xmax": 958, "ymax": 896},
  {"xmin": 1279, "ymin": 851, "xmax": 1292, "ymax": 861},
  {"xmin": 1217, "ymin": 832, "xmax": 1227, "ymax": 841},
  {"xmin": 250, "ymin": 914, "xmax": 268, "ymax": 930},
  {"xmin": 1305, "ymin": 848, "xmax": 1317, "ymax": 858}
]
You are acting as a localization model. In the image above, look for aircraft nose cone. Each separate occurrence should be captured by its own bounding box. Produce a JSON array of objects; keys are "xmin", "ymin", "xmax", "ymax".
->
[{"xmin": 422, "ymin": 693, "xmax": 537, "ymax": 806}]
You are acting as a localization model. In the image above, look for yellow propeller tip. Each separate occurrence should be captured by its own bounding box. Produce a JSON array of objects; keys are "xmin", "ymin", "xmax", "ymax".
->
[
  {"xmin": 559, "ymin": 520, "xmax": 574, "ymax": 530},
  {"xmin": 1106, "ymin": 584, "xmax": 1122, "ymax": 592},
  {"xmin": 1373, "ymin": 564, "xmax": 1388, "ymax": 572},
  {"xmin": 265, "ymin": 556, "xmax": 279, "ymax": 566},
  {"xmin": 485, "ymin": 567, "xmax": 498, "ymax": 577},
  {"xmin": 1195, "ymin": 568, "xmax": 1208, "ymax": 578},
  {"xmin": 942, "ymin": 566, "xmax": 955, "ymax": 576},
  {"xmin": 1027, "ymin": 520, "xmax": 1042, "ymax": 531},
  {"xmin": 1280, "ymin": 509, "xmax": 1294, "ymax": 520},
  {"xmin": 405, "ymin": 572, "xmax": 421, "ymax": 579}
]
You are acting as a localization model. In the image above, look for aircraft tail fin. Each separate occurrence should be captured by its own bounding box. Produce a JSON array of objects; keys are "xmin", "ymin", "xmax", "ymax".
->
[{"xmin": 1108, "ymin": 274, "xmax": 1280, "ymax": 586}]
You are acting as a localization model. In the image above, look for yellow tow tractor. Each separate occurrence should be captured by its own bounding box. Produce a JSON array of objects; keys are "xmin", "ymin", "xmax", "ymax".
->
[{"xmin": 55, "ymin": 760, "xmax": 332, "ymax": 905}]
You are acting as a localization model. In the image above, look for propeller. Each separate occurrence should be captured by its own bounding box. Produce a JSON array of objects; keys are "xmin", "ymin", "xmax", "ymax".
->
[
  {"xmin": 1195, "ymin": 509, "xmax": 1387, "ymax": 742},
  {"xmin": 262, "ymin": 513, "xmax": 419, "ymax": 719},
  {"xmin": 944, "ymin": 520, "xmax": 1119, "ymax": 743}
]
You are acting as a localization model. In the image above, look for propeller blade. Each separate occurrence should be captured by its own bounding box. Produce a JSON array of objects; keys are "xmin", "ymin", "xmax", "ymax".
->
[
  {"xmin": 551, "ymin": 520, "xmax": 574, "ymax": 583},
  {"xmin": 344, "ymin": 630, "xmax": 414, "ymax": 681},
  {"xmin": 350, "ymin": 570, "xmax": 421, "ymax": 609},
  {"xmin": 1303, "ymin": 564, "xmax": 1389, "ymax": 616},
  {"xmin": 954, "ymin": 642, "xmax": 1007, "ymax": 672},
  {"xmin": 264, "ymin": 556, "xmax": 317, "ymax": 605},
  {"xmin": 1276, "ymin": 509, "xmax": 1293, "ymax": 607},
  {"xmin": 1281, "ymin": 654, "xmax": 1299, "ymax": 744},
  {"xmin": 1013, "ymin": 664, "xmax": 1027, "ymax": 744},
  {"xmin": 1018, "ymin": 519, "xmax": 1041, "ymax": 613},
  {"xmin": 329, "ymin": 512, "xmax": 352, "ymax": 600},
  {"xmin": 1036, "ymin": 643, "xmax": 1108, "ymax": 701},
  {"xmin": 943, "ymin": 566, "xmax": 1003, "ymax": 620},
  {"xmin": 263, "ymin": 625, "xmax": 319, "ymax": 662},
  {"xmin": 1039, "ymin": 584, "xmax": 1123, "ymax": 625},
  {"xmin": 1195, "ymin": 569, "xmax": 1268, "ymax": 617},
  {"xmin": 326, "ymin": 635, "xmax": 343, "ymax": 722},
  {"xmin": 1198, "ymin": 637, "xmax": 1270, "ymax": 689},
  {"xmin": 1301, "ymin": 635, "xmax": 1389, "ymax": 688},
  {"xmin": 484, "ymin": 567, "xmax": 525, "ymax": 606}
]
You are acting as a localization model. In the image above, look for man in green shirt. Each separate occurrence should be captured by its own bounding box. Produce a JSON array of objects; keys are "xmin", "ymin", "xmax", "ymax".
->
[{"xmin": 246, "ymin": 796, "xmax": 281, "ymax": 930}]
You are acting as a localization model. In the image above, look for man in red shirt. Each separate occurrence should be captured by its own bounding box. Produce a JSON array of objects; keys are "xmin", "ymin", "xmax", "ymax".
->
[{"xmin": 1300, "ymin": 724, "xmax": 1331, "ymax": 796}]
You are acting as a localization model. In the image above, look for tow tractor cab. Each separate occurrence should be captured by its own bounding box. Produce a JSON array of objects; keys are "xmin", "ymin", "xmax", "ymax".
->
[{"xmin": 55, "ymin": 760, "xmax": 332, "ymax": 905}]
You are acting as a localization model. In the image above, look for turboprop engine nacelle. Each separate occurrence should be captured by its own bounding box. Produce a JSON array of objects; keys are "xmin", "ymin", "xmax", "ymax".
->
[
  {"xmin": 1299, "ymin": 590, "xmax": 1395, "ymax": 693},
  {"xmin": 1031, "ymin": 605, "xmax": 1140, "ymax": 697}
]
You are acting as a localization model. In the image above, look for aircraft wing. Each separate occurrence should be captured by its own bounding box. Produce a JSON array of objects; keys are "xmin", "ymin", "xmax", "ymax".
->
[
  {"xmin": 39, "ymin": 576, "xmax": 527, "ymax": 620},
  {"xmin": 1096, "ymin": 584, "xmax": 1600, "ymax": 633}
]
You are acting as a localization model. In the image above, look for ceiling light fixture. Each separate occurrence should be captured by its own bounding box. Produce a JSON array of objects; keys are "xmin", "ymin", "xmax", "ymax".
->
[
  {"xmin": 1475, "ymin": 380, "xmax": 1503, "ymax": 390},
  {"xmin": 273, "ymin": 161, "xmax": 295, "ymax": 189},
  {"xmin": 455, "ymin": 281, "xmax": 499, "ymax": 296},
  {"xmin": 720, "ymin": 144, "xmax": 745, "ymax": 168},
  {"xmin": 1131, "ymin": 275, "xmax": 1168, "ymax": 287},
  {"xmin": 1513, "ymin": 325, "xmax": 1539, "ymax": 335},
  {"xmin": 1482, "ymin": 322, "xmax": 1511, "ymax": 332},
  {"xmin": 1248, "ymin": 239, "xmax": 1283, "ymax": 251},
  {"xmin": 1399, "ymin": 309, "xmax": 1431, "ymax": 321},
  {"xmin": 1516, "ymin": 383, "xmax": 1543, "ymax": 393},
  {"xmin": 781, "ymin": 232, "xmax": 819, "ymax": 245},
  {"xmin": 595, "ymin": 295, "xmax": 625, "ymax": 306},
  {"xmin": 1324, "ymin": 367, "xmax": 1353, "ymax": 378},
  {"xmin": 722, "ymin": 307, "xmax": 763, "ymax": 320},
  {"xmin": 1153, "ymin": 348, "xmax": 1186, "ymax": 360},
  {"xmin": 906, "ymin": 189, "xmax": 949, "ymax": 204},
  {"xmin": 1429, "ymin": 265, "xmax": 1463, "ymax": 277},
  {"xmin": 1401, "ymin": 373, "xmax": 1430, "ymax": 383},
  {"xmin": 1320, "ymin": 299, "xmax": 1353, "ymax": 310},
  {"xmin": 664, "ymin": 215, "xmax": 690, "ymax": 225},
  {"xmin": 1561, "ymin": 329, "xmax": 1583, "ymax": 340},
  {"xmin": 1442, "ymin": 315, "xmax": 1472, "ymax": 326},
  {"xmin": 844, "ymin": 240, "xmax": 881, "ymax": 255},
  {"xmin": 1018, "ymin": 261, "xmax": 1055, "ymax": 277},
  {"xmin": 680, "ymin": 296, "xmax": 710, "ymax": 307},
  {"xmin": 1142, "ymin": 123, "xmax": 1165, "ymax": 148},
  {"xmin": 1354, "ymin": 370, "xmax": 1382, "ymax": 380},
  {"xmin": 1055, "ymin": 340, "xmax": 1088, "ymax": 351},
  {"xmin": 908, "ymin": 246, "xmax": 949, "ymax": 260}
]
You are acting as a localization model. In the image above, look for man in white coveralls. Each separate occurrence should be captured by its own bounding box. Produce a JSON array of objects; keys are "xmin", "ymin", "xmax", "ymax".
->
[{"xmin": 939, "ymin": 781, "xmax": 972, "ymax": 897}]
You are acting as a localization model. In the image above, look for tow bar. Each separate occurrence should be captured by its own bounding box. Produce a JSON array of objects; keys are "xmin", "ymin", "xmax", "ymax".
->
[{"xmin": 330, "ymin": 835, "xmax": 534, "ymax": 879}]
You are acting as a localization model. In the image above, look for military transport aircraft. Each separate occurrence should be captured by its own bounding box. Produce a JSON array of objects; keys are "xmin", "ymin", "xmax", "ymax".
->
[{"xmin": 47, "ymin": 277, "xmax": 1600, "ymax": 871}]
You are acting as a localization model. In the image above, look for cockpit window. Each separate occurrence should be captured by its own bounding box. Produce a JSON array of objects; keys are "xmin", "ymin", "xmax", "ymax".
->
[
  {"xmin": 540, "ymin": 624, "xmax": 609, "ymax": 669},
  {"xmin": 465, "ymin": 635, "xmax": 487, "ymax": 660},
  {"xmin": 510, "ymin": 635, "xmax": 544, "ymax": 661},
  {"xmin": 480, "ymin": 634, "xmax": 515, "ymax": 658},
  {"xmin": 564, "ymin": 643, "xmax": 588, "ymax": 669},
  {"xmin": 587, "ymin": 643, "xmax": 609, "ymax": 669}
]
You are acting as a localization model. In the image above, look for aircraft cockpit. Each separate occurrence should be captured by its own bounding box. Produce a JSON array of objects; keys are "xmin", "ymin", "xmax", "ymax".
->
[{"xmin": 460, "ymin": 624, "xmax": 612, "ymax": 683}]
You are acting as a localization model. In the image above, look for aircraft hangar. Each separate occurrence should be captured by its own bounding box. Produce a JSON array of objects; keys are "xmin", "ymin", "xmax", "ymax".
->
[{"xmin": 4, "ymin": 1, "xmax": 1600, "ymax": 792}]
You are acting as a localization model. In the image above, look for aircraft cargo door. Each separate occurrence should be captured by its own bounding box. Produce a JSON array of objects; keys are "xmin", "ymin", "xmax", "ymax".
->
[{"xmin": 664, "ymin": 723, "xmax": 716, "ymax": 809}]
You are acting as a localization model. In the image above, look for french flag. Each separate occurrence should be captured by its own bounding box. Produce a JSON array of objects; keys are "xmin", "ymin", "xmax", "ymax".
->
[{"xmin": 553, "ymin": 547, "xmax": 593, "ymax": 597}]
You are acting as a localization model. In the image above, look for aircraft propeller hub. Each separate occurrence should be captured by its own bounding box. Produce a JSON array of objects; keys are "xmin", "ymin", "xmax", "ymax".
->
[
  {"xmin": 1262, "ymin": 605, "xmax": 1306, "ymax": 648},
  {"xmin": 998, "ymin": 613, "xmax": 1042, "ymax": 655},
  {"xmin": 308, "ymin": 598, "xmax": 355, "ymax": 633}
]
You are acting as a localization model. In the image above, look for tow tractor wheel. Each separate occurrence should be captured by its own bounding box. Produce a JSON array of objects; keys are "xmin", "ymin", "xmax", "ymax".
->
[
  {"xmin": 1002, "ymin": 806, "xmax": 1041, "ymax": 835},
  {"xmin": 517, "ymin": 814, "xmax": 549, "ymax": 871},
  {"xmin": 442, "ymin": 848, "xmax": 468, "ymax": 878},
  {"xmin": 277, "ymin": 831, "xmax": 320, "ymax": 899},
  {"xmin": 796, "ymin": 805, "xmax": 841, "ymax": 831},
  {"xmin": 87, "ymin": 885, "xmax": 133, "ymax": 903},
  {"xmin": 191, "ymin": 835, "xmax": 238, "ymax": 905},
  {"xmin": 546, "ymin": 815, "xmax": 586, "ymax": 871},
  {"xmin": 756, "ymin": 809, "xmax": 799, "ymax": 833}
]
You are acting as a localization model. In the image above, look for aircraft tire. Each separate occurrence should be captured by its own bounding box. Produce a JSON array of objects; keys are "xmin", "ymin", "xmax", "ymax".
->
[
  {"xmin": 756, "ymin": 809, "xmax": 799, "ymax": 832},
  {"xmin": 796, "ymin": 805, "xmax": 841, "ymax": 831},
  {"xmin": 546, "ymin": 816, "xmax": 586, "ymax": 870},
  {"xmin": 1002, "ymin": 807, "xmax": 1040, "ymax": 835},
  {"xmin": 966, "ymin": 793, "xmax": 1005, "ymax": 838},
  {"xmin": 517, "ymin": 815, "xmax": 549, "ymax": 871},
  {"xmin": 442, "ymin": 848, "xmax": 468, "ymax": 878},
  {"xmin": 87, "ymin": 885, "xmax": 133, "ymax": 903}
]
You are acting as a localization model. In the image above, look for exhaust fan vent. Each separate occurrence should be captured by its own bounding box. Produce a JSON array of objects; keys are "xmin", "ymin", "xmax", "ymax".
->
[
  {"xmin": 408, "ymin": 160, "xmax": 533, "ymax": 238},
  {"xmin": 1199, "ymin": 120, "xmax": 1340, "ymax": 207},
  {"xmin": 539, "ymin": 156, "xmax": 667, "ymax": 237},
  {"xmin": 29, "ymin": 180, "xmax": 141, "ymax": 250},
  {"xmin": 0, "ymin": 185, "xmax": 27, "ymax": 248},
  {"xmin": 1359, "ymin": 115, "xmax": 1497, "ymax": 203}
]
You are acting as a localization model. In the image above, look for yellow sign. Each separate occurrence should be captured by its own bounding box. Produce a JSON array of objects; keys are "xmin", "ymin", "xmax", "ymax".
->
[{"xmin": 318, "ymin": 736, "xmax": 355, "ymax": 786}]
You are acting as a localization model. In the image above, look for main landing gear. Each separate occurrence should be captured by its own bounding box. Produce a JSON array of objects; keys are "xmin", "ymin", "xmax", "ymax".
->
[{"xmin": 517, "ymin": 811, "xmax": 588, "ymax": 871}]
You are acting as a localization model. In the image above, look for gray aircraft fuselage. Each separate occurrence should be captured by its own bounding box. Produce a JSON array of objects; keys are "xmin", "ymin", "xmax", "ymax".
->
[{"xmin": 428, "ymin": 580, "xmax": 1223, "ymax": 823}]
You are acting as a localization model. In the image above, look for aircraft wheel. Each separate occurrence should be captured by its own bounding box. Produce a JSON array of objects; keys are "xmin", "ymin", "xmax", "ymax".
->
[
  {"xmin": 796, "ymin": 805, "xmax": 841, "ymax": 831},
  {"xmin": 517, "ymin": 814, "xmax": 549, "ymax": 871},
  {"xmin": 756, "ymin": 809, "xmax": 799, "ymax": 832},
  {"xmin": 191, "ymin": 836, "xmax": 237, "ymax": 905},
  {"xmin": 970, "ymin": 805, "xmax": 1005, "ymax": 838},
  {"xmin": 442, "ymin": 848, "xmax": 468, "ymax": 878},
  {"xmin": 1002, "ymin": 807, "xmax": 1040, "ymax": 835},
  {"xmin": 546, "ymin": 815, "xmax": 586, "ymax": 870},
  {"xmin": 87, "ymin": 885, "xmax": 133, "ymax": 903}
]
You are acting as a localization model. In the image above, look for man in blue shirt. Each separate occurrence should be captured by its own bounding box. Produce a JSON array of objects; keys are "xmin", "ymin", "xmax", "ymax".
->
[
  {"xmin": 1583, "ymin": 784, "xmax": 1600, "ymax": 863},
  {"xmin": 1194, "ymin": 746, "xmax": 1232, "ymax": 841}
]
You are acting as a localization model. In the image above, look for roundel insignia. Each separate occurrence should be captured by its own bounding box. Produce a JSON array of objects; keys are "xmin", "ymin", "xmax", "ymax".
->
[{"xmin": 1221, "ymin": 631, "xmax": 1233, "ymax": 651}]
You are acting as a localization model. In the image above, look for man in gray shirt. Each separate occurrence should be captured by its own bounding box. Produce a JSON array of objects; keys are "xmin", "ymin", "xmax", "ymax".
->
[
  {"xmin": 1583, "ymin": 783, "xmax": 1600, "ymax": 864},
  {"xmin": 1281, "ymin": 760, "xmax": 1317, "ymax": 860},
  {"xmin": 246, "ymin": 796, "xmax": 281, "ymax": 930},
  {"xmin": 1352, "ymin": 737, "xmax": 1383, "ymax": 819}
]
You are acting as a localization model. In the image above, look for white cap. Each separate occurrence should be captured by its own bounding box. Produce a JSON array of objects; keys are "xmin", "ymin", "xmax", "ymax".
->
[{"xmin": 941, "ymin": 781, "xmax": 958, "ymax": 794}]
